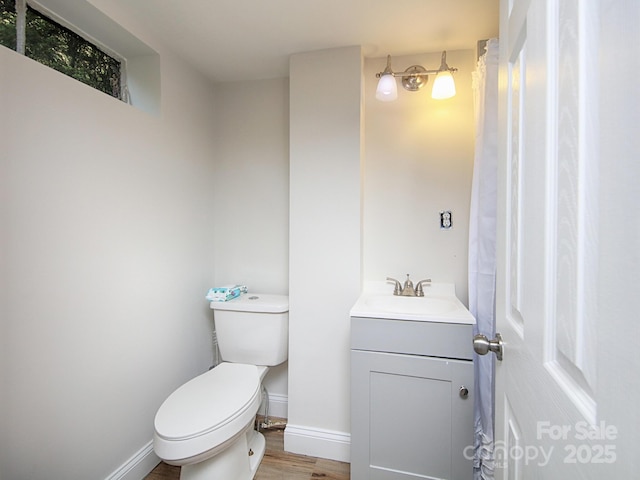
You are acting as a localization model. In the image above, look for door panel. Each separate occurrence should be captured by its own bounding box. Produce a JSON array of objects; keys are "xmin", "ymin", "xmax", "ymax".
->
[{"xmin": 493, "ymin": 0, "xmax": 635, "ymax": 478}]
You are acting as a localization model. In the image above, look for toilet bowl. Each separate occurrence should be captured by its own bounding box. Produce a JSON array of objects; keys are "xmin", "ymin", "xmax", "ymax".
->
[
  {"xmin": 152, "ymin": 293, "xmax": 288, "ymax": 480},
  {"xmin": 154, "ymin": 363, "xmax": 267, "ymax": 479}
]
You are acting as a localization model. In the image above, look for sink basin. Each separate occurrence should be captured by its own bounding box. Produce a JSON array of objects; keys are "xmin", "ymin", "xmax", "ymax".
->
[
  {"xmin": 362, "ymin": 295, "xmax": 459, "ymax": 316},
  {"xmin": 350, "ymin": 282, "xmax": 475, "ymax": 324}
]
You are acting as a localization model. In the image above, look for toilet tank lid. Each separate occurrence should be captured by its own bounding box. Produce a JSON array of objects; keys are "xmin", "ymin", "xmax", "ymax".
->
[{"xmin": 210, "ymin": 293, "xmax": 288, "ymax": 313}]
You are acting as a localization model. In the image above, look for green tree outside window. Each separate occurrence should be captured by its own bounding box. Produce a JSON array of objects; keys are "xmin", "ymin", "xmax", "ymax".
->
[{"xmin": 0, "ymin": 0, "xmax": 122, "ymax": 99}]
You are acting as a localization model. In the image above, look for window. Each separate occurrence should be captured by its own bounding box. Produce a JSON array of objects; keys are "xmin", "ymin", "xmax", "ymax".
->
[
  {"xmin": 1, "ymin": 0, "xmax": 160, "ymax": 115},
  {"xmin": 0, "ymin": 0, "xmax": 125, "ymax": 100}
]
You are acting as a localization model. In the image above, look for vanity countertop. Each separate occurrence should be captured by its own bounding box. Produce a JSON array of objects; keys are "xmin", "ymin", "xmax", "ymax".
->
[{"xmin": 350, "ymin": 282, "xmax": 475, "ymax": 325}]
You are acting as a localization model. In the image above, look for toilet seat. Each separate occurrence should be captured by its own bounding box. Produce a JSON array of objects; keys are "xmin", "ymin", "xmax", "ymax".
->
[{"xmin": 153, "ymin": 363, "xmax": 262, "ymax": 464}]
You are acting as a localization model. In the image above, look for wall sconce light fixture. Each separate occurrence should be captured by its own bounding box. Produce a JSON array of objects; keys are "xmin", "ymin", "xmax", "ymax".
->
[{"xmin": 375, "ymin": 51, "xmax": 458, "ymax": 102}]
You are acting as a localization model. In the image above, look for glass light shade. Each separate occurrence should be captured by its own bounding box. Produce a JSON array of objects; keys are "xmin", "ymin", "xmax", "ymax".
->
[
  {"xmin": 376, "ymin": 74, "xmax": 398, "ymax": 101},
  {"xmin": 431, "ymin": 71, "xmax": 456, "ymax": 99}
]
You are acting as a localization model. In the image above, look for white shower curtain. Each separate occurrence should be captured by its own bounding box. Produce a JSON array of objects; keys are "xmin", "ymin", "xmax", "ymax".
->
[{"xmin": 469, "ymin": 38, "xmax": 499, "ymax": 480}]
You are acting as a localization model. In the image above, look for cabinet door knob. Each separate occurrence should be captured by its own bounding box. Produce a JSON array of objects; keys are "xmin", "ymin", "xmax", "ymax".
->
[{"xmin": 459, "ymin": 386, "xmax": 469, "ymax": 399}]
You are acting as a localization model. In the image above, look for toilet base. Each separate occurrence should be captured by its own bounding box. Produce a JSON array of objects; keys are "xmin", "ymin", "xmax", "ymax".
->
[
  {"xmin": 246, "ymin": 429, "xmax": 266, "ymax": 477},
  {"xmin": 179, "ymin": 429, "xmax": 266, "ymax": 480}
]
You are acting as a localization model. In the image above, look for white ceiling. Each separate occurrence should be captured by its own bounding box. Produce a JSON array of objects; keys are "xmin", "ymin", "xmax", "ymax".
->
[{"xmin": 107, "ymin": 0, "xmax": 499, "ymax": 83}]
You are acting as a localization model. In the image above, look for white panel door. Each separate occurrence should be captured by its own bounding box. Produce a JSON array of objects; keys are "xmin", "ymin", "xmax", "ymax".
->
[{"xmin": 493, "ymin": 0, "xmax": 640, "ymax": 478}]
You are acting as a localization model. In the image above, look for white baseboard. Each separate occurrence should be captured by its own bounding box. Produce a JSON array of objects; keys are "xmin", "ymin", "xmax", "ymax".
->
[
  {"xmin": 284, "ymin": 424, "xmax": 350, "ymax": 463},
  {"xmin": 259, "ymin": 392, "xmax": 288, "ymax": 419},
  {"xmin": 104, "ymin": 440, "xmax": 160, "ymax": 480}
]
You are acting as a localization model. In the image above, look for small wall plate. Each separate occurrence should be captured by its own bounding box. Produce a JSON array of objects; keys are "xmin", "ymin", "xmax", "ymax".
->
[{"xmin": 440, "ymin": 210, "xmax": 452, "ymax": 229}]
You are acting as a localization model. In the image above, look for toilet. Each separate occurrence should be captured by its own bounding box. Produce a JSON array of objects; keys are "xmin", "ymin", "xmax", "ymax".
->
[{"xmin": 153, "ymin": 293, "xmax": 288, "ymax": 480}]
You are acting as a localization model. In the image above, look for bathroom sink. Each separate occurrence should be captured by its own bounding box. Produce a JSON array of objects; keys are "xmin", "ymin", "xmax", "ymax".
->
[
  {"xmin": 363, "ymin": 295, "xmax": 459, "ymax": 315},
  {"xmin": 350, "ymin": 282, "xmax": 475, "ymax": 324}
]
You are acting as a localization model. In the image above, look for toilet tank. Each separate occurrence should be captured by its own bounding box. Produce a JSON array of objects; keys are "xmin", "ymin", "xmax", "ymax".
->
[{"xmin": 210, "ymin": 293, "xmax": 288, "ymax": 366}]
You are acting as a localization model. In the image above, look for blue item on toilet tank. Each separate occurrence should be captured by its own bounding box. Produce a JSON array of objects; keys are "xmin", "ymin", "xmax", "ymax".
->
[{"xmin": 205, "ymin": 284, "xmax": 248, "ymax": 302}]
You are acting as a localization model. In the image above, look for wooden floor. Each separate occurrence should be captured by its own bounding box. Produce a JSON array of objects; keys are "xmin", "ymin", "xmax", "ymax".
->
[{"xmin": 144, "ymin": 420, "xmax": 350, "ymax": 480}]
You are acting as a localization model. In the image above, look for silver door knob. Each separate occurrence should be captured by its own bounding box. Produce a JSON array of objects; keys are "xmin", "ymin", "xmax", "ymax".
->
[
  {"xmin": 473, "ymin": 333, "xmax": 503, "ymax": 361},
  {"xmin": 459, "ymin": 386, "xmax": 469, "ymax": 399}
]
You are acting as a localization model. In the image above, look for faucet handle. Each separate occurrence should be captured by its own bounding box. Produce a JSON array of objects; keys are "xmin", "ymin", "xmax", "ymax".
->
[
  {"xmin": 415, "ymin": 279, "xmax": 432, "ymax": 297},
  {"xmin": 386, "ymin": 277, "xmax": 402, "ymax": 296}
]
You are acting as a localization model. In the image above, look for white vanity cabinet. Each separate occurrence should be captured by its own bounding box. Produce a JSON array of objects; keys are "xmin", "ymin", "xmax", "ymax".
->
[{"xmin": 350, "ymin": 286, "xmax": 475, "ymax": 480}]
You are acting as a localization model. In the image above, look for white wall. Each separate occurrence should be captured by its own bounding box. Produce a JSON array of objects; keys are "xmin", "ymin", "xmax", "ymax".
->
[
  {"xmin": 0, "ymin": 6, "xmax": 477, "ymax": 476},
  {"xmin": 364, "ymin": 50, "xmax": 476, "ymax": 304},
  {"xmin": 212, "ymin": 78, "xmax": 289, "ymax": 294},
  {"xmin": 212, "ymin": 78, "xmax": 290, "ymax": 409},
  {"xmin": 281, "ymin": 48, "xmax": 476, "ymax": 462},
  {"xmin": 0, "ymin": 35, "xmax": 217, "ymax": 480},
  {"xmin": 286, "ymin": 46, "xmax": 363, "ymax": 462}
]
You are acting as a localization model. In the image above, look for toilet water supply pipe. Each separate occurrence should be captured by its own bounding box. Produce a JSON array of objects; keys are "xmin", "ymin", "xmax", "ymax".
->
[
  {"xmin": 259, "ymin": 385, "xmax": 270, "ymax": 431},
  {"xmin": 259, "ymin": 385, "xmax": 287, "ymax": 431}
]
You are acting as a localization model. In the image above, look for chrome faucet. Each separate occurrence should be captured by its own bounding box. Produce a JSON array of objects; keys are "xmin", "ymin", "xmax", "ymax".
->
[{"xmin": 387, "ymin": 274, "xmax": 431, "ymax": 297}]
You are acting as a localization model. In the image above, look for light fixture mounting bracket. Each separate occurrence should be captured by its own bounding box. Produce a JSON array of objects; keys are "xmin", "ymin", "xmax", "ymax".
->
[{"xmin": 401, "ymin": 65, "xmax": 428, "ymax": 91}]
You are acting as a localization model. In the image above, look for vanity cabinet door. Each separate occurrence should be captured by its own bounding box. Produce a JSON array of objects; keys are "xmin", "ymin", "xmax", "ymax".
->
[{"xmin": 351, "ymin": 350, "xmax": 473, "ymax": 480}]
